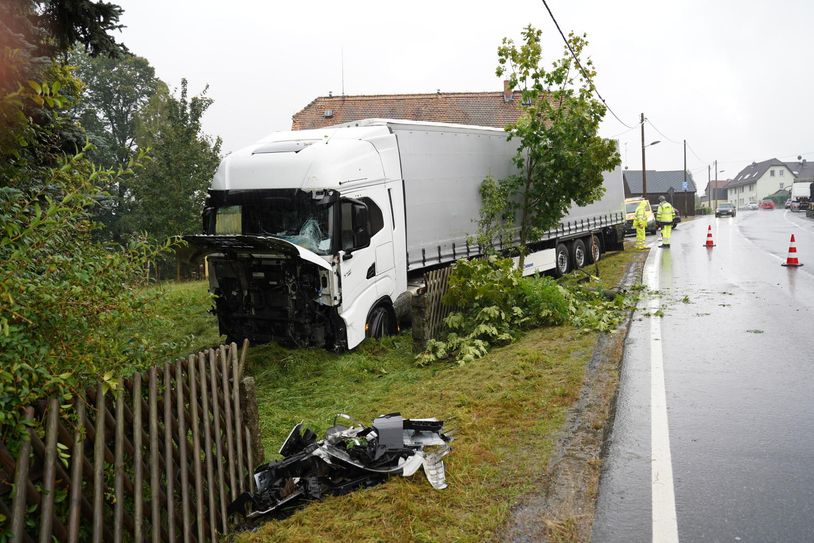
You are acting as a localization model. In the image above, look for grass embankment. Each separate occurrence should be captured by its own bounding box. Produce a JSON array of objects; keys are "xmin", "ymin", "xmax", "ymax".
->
[
  {"xmin": 146, "ymin": 248, "xmax": 636, "ymax": 542},
  {"xmin": 139, "ymin": 280, "xmax": 224, "ymax": 355},
  {"xmin": 239, "ymin": 248, "xmax": 636, "ymax": 543}
]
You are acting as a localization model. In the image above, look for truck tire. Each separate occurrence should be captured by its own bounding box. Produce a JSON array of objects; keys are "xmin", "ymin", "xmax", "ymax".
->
[
  {"xmin": 586, "ymin": 234, "xmax": 601, "ymax": 264},
  {"xmin": 366, "ymin": 305, "xmax": 395, "ymax": 339},
  {"xmin": 571, "ymin": 238, "xmax": 587, "ymax": 269},
  {"xmin": 554, "ymin": 243, "xmax": 571, "ymax": 277}
]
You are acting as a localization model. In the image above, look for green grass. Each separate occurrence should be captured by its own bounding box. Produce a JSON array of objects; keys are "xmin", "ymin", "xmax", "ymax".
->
[
  {"xmin": 236, "ymin": 248, "xmax": 637, "ymax": 543},
  {"xmin": 138, "ymin": 280, "xmax": 223, "ymax": 359},
  {"xmin": 139, "ymin": 249, "xmax": 638, "ymax": 542}
]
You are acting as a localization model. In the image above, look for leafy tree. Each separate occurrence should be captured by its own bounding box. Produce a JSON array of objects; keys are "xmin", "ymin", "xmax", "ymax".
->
[
  {"xmin": 494, "ymin": 25, "xmax": 621, "ymax": 268},
  {"xmin": 70, "ymin": 49, "xmax": 159, "ymax": 240},
  {"xmin": 129, "ymin": 79, "xmax": 222, "ymax": 277},
  {"xmin": 1, "ymin": 0, "xmax": 126, "ymax": 184},
  {"xmin": 0, "ymin": 0, "xmax": 182, "ymax": 449}
]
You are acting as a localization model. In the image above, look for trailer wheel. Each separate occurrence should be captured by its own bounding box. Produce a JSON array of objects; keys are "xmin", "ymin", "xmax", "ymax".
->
[
  {"xmin": 554, "ymin": 243, "xmax": 571, "ymax": 277},
  {"xmin": 366, "ymin": 305, "xmax": 395, "ymax": 339},
  {"xmin": 586, "ymin": 234, "xmax": 601, "ymax": 264},
  {"xmin": 571, "ymin": 239, "xmax": 587, "ymax": 269}
]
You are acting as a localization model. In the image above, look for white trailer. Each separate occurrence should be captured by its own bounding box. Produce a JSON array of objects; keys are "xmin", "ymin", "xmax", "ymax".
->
[{"xmin": 186, "ymin": 119, "xmax": 625, "ymax": 350}]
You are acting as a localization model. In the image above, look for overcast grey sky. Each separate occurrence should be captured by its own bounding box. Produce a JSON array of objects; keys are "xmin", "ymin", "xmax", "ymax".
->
[{"xmin": 115, "ymin": 0, "xmax": 814, "ymax": 188}]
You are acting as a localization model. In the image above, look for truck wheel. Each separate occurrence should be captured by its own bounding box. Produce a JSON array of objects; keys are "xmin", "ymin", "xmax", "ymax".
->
[
  {"xmin": 554, "ymin": 243, "xmax": 571, "ymax": 277},
  {"xmin": 366, "ymin": 305, "xmax": 394, "ymax": 339},
  {"xmin": 586, "ymin": 235, "xmax": 601, "ymax": 264},
  {"xmin": 571, "ymin": 239, "xmax": 587, "ymax": 269}
]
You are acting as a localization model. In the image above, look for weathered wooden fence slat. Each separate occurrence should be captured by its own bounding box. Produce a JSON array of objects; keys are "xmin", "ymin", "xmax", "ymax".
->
[
  {"xmin": 220, "ymin": 345, "xmax": 237, "ymax": 501},
  {"xmin": 164, "ymin": 360, "xmax": 177, "ymax": 543},
  {"xmin": 133, "ymin": 372, "xmax": 144, "ymax": 543},
  {"xmin": 209, "ymin": 348, "xmax": 228, "ymax": 533},
  {"xmin": 412, "ymin": 265, "xmax": 456, "ymax": 352},
  {"xmin": 2, "ymin": 342, "xmax": 259, "ymax": 542},
  {"xmin": 67, "ymin": 398, "xmax": 85, "ymax": 543}
]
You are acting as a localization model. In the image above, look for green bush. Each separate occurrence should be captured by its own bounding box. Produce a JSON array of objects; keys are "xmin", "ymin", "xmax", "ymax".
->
[
  {"xmin": 517, "ymin": 275, "xmax": 569, "ymax": 326},
  {"xmin": 418, "ymin": 256, "xmax": 636, "ymax": 366},
  {"xmin": 0, "ymin": 147, "xmax": 174, "ymax": 442}
]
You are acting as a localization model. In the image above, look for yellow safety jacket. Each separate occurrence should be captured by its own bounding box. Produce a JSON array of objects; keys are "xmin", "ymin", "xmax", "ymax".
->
[
  {"xmin": 634, "ymin": 201, "xmax": 649, "ymax": 227},
  {"xmin": 656, "ymin": 202, "xmax": 675, "ymax": 224}
]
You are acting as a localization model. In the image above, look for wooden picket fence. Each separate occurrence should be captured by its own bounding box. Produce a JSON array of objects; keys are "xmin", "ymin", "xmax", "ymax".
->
[
  {"xmin": 2, "ymin": 341, "xmax": 263, "ymax": 543},
  {"xmin": 411, "ymin": 266, "xmax": 455, "ymax": 352}
]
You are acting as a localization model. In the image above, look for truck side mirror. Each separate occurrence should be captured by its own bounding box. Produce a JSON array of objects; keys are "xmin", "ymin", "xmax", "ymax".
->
[
  {"xmin": 353, "ymin": 204, "xmax": 370, "ymax": 248},
  {"xmin": 202, "ymin": 207, "xmax": 215, "ymax": 234}
]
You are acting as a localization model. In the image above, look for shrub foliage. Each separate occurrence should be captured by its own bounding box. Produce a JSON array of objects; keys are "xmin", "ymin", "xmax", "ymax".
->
[
  {"xmin": 0, "ymin": 147, "xmax": 173, "ymax": 442},
  {"xmin": 417, "ymin": 256, "xmax": 633, "ymax": 366}
]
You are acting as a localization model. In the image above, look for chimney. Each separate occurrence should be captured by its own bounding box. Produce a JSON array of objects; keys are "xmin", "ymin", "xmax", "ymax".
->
[{"xmin": 503, "ymin": 80, "xmax": 513, "ymax": 102}]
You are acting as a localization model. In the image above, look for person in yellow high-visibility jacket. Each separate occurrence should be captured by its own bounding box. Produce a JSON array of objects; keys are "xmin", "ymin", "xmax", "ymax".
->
[
  {"xmin": 656, "ymin": 195, "xmax": 675, "ymax": 248},
  {"xmin": 633, "ymin": 199, "xmax": 649, "ymax": 250}
]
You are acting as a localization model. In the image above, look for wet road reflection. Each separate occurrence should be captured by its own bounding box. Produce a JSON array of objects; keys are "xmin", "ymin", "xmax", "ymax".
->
[{"xmin": 594, "ymin": 211, "xmax": 814, "ymax": 542}]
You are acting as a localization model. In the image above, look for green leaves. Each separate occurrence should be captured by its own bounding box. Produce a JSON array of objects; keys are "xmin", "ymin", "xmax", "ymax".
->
[
  {"xmin": 0, "ymin": 150, "xmax": 174, "ymax": 444},
  {"xmin": 493, "ymin": 25, "xmax": 621, "ymax": 269},
  {"xmin": 418, "ymin": 256, "xmax": 637, "ymax": 366}
]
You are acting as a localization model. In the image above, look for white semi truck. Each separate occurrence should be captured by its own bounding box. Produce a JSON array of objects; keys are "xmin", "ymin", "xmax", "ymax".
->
[{"xmin": 185, "ymin": 119, "xmax": 625, "ymax": 350}]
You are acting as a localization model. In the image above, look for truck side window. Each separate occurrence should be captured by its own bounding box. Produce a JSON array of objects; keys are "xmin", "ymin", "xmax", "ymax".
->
[
  {"xmin": 360, "ymin": 198, "xmax": 384, "ymax": 236},
  {"xmin": 340, "ymin": 200, "xmax": 372, "ymax": 252}
]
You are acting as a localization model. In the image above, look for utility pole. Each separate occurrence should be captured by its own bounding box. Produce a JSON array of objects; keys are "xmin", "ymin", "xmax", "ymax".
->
[
  {"xmin": 709, "ymin": 164, "xmax": 713, "ymax": 212},
  {"xmin": 683, "ymin": 139, "xmax": 687, "ymax": 215},
  {"xmin": 714, "ymin": 159, "xmax": 718, "ymax": 210},
  {"xmin": 641, "ymin": 113, "xmax": 647, "ymax": 199}
]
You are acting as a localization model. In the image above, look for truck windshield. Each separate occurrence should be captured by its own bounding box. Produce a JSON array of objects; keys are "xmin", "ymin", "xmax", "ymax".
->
[{"xmin": 207, "ymin": 189, "xmax": 336, "ymax": 255}]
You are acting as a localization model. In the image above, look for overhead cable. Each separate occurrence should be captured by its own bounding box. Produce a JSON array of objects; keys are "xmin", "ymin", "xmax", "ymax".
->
[
  {"xmin": 645, "ymin": 118, "xmax": 683, "ymax": 146},
  {"xmin": 539, "ymin": 0, "xmax": 636, "ymax": 130}
]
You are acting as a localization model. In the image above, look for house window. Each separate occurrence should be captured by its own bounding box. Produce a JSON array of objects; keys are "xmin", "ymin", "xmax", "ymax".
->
[
  {"xmin": 780, "ymin": 183, "xmax": 784, "ymax": 189},
  {"xmin": 770, "ymin": 170, "xmax": 775, "ymax": 177},
  {"xmin": 780, "ymin": 170, "xmax": 784, "ymax": 176}
]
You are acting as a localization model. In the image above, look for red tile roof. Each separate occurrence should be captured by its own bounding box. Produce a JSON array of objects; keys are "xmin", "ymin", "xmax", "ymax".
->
[{"xmin": 291, "ymin": 89, "xmax": 526, "ymax": 130}]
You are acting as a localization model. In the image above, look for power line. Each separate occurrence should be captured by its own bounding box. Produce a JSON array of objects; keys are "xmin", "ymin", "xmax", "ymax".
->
[
  {"xmin": 608, "ymin": 124, "xmax": 640, "ymax": 139},
  {"xmin": 539, "ymin": 0, "xmax": 636, "ymax": 130},
  {"xmin": 645, "ymin": 118, "xmax": 682, "ymax": 146},
  {"xmin": 685, "ymin": 141, "xmax": 707, "ymax": 165}
]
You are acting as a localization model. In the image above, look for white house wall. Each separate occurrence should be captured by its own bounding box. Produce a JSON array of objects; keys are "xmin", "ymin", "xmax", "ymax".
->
[{"xmin": 728, "ymin": 165, "xmax": 793, "ymax": 206}]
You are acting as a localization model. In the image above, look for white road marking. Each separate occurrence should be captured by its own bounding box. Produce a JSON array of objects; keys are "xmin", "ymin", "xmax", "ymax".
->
[{"xmin": 647, "ymin": 249, "xmax": 680, "ymax": 542}]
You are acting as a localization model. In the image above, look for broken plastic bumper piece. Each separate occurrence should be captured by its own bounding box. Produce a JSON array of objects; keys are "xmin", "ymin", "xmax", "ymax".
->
[{"xmin": 228, "ymin": 413, "xmax": 453, "ymax": 521}]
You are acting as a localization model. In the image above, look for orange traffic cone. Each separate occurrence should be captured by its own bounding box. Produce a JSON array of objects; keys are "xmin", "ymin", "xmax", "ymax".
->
[
  {"xmin": 782, "ymin": 234, "xmax": 803, "ymax": 267},
  {"xmin": 702, "ymin": 225, "xmax": 716, "ymax": 248}
]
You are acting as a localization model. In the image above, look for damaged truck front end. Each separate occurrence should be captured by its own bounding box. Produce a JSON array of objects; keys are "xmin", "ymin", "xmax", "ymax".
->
[{"xmin": 185, "ymin": 189, "xmax": 346, "ymax": 349}]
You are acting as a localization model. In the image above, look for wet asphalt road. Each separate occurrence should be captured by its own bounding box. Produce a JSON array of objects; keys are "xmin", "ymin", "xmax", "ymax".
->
[{"xmin": 593, "ymin": 209, "xmax": 814, "ymax": 542}]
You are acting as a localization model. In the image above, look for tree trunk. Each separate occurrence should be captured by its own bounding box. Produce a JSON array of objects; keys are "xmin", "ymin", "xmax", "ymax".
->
[{"xmin": 518, "ymin": 155, "xmax": 534, "ymax": 271}]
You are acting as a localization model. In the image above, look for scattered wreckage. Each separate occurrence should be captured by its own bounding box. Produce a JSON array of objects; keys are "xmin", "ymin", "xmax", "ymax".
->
[{"xmin": 228, "ymin": 413, "xmax": 453, "ymax": 521}]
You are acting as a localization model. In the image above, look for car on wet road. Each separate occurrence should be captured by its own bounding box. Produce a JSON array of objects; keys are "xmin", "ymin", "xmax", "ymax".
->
[
  {"xmin": 715, "ymin": 202, "xmax": 736, "ymax": 217},
  {"xmin": 760, "ymin": 199, "xmax": 775, "ymax": 209}
]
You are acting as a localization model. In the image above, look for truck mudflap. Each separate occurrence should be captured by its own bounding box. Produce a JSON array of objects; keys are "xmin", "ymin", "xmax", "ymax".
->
[{"xmin": 183, "ymin": 235, "xmax": 344, "ymax": 349}]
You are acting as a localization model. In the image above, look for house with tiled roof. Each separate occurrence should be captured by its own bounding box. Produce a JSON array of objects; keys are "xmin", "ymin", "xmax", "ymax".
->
[
  {"xmin": 726, "ymin": 159, "xmax": 793, "ymax": 207},
  {"xmin": 291, "ymin": 82, "xmax": 524, "ymax": 130},
  {"xmin": 622, "ymin": 169, "xmax": 697, "ymax": 216}
]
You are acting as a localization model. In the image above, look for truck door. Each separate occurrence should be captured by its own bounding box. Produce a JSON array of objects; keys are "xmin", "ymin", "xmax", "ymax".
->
[{"xmin": 337, "ymin": 199, "xmax": 379, "ymax": 333}]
